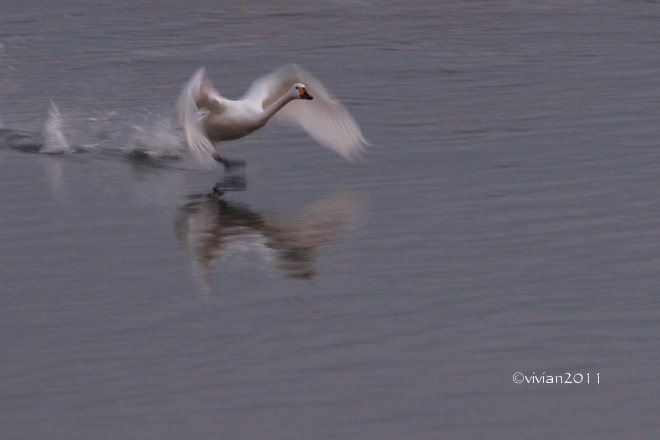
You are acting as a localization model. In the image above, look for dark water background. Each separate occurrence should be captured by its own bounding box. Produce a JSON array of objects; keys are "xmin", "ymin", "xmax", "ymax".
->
[{"xmin": 2, "ymin": 1, "xmax": 660, "ymax": 438}]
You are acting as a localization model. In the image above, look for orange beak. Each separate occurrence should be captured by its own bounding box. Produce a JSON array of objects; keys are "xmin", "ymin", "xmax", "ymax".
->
[{"xmin": 298, "ymin": 86, "xmax": 313, "ymax": 100}]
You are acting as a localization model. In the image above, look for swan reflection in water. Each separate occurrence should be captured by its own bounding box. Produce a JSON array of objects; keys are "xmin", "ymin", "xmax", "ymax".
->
[{"xmin": 174, "ymin": 192, "xmax": 361, "ymax": 285}]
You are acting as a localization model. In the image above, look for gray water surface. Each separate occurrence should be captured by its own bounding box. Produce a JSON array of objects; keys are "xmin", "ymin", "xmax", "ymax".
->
[{"xmin": 2, "ymin": 1, "xmax": 660, "ymax": 439}]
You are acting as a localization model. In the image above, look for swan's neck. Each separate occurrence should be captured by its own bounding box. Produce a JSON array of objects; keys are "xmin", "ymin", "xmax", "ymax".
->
[{"xmin": 260, "ymin": 93, "xmax": 295, "ymax": 122}]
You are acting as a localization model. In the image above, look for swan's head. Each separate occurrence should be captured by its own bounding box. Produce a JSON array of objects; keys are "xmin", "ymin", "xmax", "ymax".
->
[{"xmin": 293, "ymin": 83, "xmax": 313, "ymax": 100}]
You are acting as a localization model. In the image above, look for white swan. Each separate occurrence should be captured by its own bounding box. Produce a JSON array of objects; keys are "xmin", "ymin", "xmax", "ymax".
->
[{"xmin": 176, "ymin": 64, "xmax": 369, "ymax": 168}]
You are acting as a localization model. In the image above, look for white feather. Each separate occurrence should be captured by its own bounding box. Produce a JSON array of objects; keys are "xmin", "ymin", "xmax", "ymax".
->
[{"xmin": 176, "ymin": 64, "xmax": 369, "ymax": 167}]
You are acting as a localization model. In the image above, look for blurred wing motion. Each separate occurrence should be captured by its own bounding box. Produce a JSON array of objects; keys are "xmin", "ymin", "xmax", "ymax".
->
[
  {"xmin": 242, "ymin": 64, "xmax": 370, "ymax": 161},
  {"xmin": 175, "ymin": 67, "xmax": 221, "ymax": 168}
]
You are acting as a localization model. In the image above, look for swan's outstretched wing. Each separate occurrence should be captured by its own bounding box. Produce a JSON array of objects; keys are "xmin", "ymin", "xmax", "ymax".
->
[
  {"xmin": 241, "ymin": 64, "xmax": 369, "ymax": 161},
  {"xmin": 176, "ymin": 67, "xmax": 222, "ymax": 168}
]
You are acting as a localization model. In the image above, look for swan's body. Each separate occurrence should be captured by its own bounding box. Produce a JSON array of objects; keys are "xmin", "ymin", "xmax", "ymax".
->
[{"xmin": 176, "ymin": 64, "xmax": 368, "ymax": 167}]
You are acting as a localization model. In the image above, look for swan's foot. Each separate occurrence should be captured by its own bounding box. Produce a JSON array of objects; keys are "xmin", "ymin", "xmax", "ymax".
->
[
  {"xmin": 213, "ymin": 174, "xmax": 247, "ymax": 195},
  {"xmin": 213, "ymin": 153, "xmax": 246, "ymax": 170},
  {"xmin": 211, "ymin": 154, "xmax": 246, "ymax": 197}
]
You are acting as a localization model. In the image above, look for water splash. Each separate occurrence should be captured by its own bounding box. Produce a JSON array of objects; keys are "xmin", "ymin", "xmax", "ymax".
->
[
  {"xmin": 128, "ymin": 119, "xmax": 187, "ymax": 159},
  {"xmin": 40, "ymin": 102, "xmax": 121, "ymax": 154},
  {"xmin": 6, "ymin": 102, "xmax": 188, "ymax": 162},
  {"xmin": 41, "ymin": 102, "xmax": 73, "ymax": 154}
]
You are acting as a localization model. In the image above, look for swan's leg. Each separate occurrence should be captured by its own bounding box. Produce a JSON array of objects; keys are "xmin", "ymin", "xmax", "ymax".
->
[
  {"xmin": 213, "ymin": 153, "xmax": 246, "ymax": 170},
  {"xmin": 211, "ymin": 143, "xmax": 246, "ymax": 193}
]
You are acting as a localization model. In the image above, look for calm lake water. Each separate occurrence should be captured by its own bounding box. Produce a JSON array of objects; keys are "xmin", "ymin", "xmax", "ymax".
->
[{"xmin": 2, "ymin": 1, "xmax": 660, "ymax": 438}]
